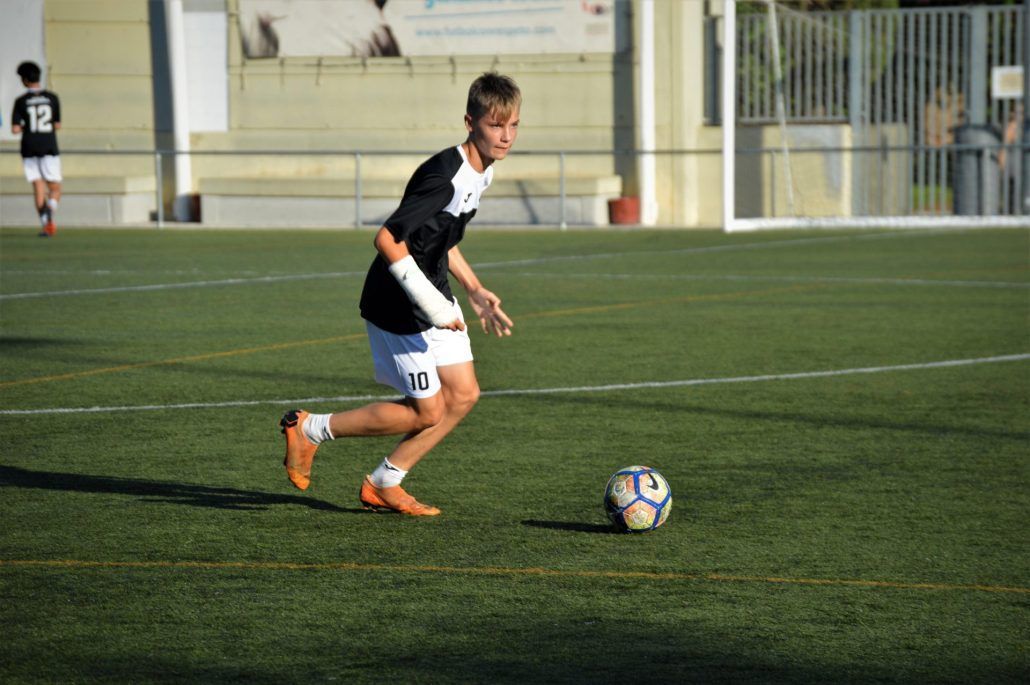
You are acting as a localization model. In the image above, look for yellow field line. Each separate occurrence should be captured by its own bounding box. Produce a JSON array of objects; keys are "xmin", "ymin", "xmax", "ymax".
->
[
  {"xmin": 1, "ymin": 284, "xmax": 813, "ymax": 389},
  {"xmin": 0, "ymin": 333, "xmax": 367, "ymax": 389},
  {"xmin": 520, "ymin": 284, "xmax": 815, "ymax": 319},
  {"xmin": 1, "ymin": 558, "xmax": 1025, "ymax": 594}
]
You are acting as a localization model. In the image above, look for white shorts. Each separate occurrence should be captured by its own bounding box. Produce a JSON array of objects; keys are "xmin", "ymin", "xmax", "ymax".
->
[
  {"xmin": 23, "ymin": 156, "xmax": 62, "ymax": 183},
  {"xmin": 366, "ymin": 299, "xmax": 473, "ymax": 399}
]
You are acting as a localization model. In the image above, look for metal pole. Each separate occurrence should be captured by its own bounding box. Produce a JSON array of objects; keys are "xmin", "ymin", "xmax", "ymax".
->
[
  {"xmin": 164, "ymin": 0, "xmax": 193, "ymax": 221},
  {"xmin": 721, "ymin": 0, "xmax": 737, "ymax": 232},
  {"xmin": 765, "ymin": 0, "xmax": 795, "ymax": 216},
  {"xmin": 968, "ymin": 8, "xmax": 987, "ymax": 125},
  {"xmin": 848, "ymin": 10, "xmax": 866, "ymax": 216},
  {"xmin": 559, "ymin": 152, "xmax": 567, "ymax": 230},
  {"xmin": 637, "ymin": 0, "xmax": 658, "ymax": 225},
  {"xmin": 1022, "ymin": 2, "xmax": 1030, "ymax": 214},
  {"xmin": 155, "ymin": 150, "xmax": 164, "ymax": 228},
  {"xmin": 355, "ymin": 152, "xmax": 362, "ymax": 229}
]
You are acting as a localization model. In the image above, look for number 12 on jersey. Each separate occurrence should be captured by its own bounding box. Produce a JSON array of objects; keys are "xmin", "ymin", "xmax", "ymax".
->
[{"xmin": 28, "ymin": 103, "xmax": 53, "ymax": 133}]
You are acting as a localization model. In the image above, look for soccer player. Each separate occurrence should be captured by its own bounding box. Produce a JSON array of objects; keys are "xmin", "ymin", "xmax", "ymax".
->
[
  {"xmin": 10, "ymin": 61, "xmax": 62, "ymax": 237},
  {"xmin": 279, "ymin": 72, "xmax": 520, "ymax": 516}
]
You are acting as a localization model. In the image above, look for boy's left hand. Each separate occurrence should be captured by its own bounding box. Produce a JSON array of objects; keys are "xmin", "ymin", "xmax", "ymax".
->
[{"xmin": 468, "ymin": 288, "xmax": 513, "ymax": 337}]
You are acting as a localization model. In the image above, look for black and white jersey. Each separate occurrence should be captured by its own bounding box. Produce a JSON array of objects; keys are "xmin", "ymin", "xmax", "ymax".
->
[
  {"xmin": 360, "ymin": 145, "xmax": 493, "ymax": 334},
  {"xmin": 11, "ymin": 89, "xmax": 60, "ymax": 158}
]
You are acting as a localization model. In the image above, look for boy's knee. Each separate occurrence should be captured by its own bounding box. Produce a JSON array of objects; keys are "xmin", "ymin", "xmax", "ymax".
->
[
  {"xmin": 411, "ymin": 400, "xmax": 446, "ymax": 431},
  {"xmin": 448, "ymin": 383, "xmax": 480, "ymax": 415}
]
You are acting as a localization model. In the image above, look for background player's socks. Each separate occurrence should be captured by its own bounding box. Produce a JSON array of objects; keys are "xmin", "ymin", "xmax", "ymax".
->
[
  {"xmin": 302, "ymin": 412, "xmax": 333, "ymax": 445},
  {"xmin": 370, "ymin": 458, "xmax": 407, "ymax": 488}
]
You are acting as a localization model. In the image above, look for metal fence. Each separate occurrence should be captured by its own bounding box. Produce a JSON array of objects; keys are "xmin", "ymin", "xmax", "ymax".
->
[{"xmin": 711, "ymin": 3, "xmax": 1027, "ymax": 217}]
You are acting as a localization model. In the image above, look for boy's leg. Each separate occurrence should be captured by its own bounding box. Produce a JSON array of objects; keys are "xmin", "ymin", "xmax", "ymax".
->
[
  {"xmin": 41, "ymin": 157, "xmax": 62, "ymax": 236},
  {"xmin": 32, "ymin": 180, "xmax": 46, "ymax": 210},
  {"xmin": 359, "ymin": 363, "xmax": 478, "ymax": 516},
  {"xmin": 384, "ymin": 361, "xmax": 480, "ymax": 471},
  {"xmin": 280, "ymin": 396, "xmax": 442, "ymax": 491},
  {"xmin": 329, "ymin": 395, "xmax": 444, "ymax": 438},
  {"xmin": 31, "ymin": 179, "xmax": 48, "ymax": 233},
  {"xmin": 44, "ymin": 181, "xmax": 60, "ymax": 235}
]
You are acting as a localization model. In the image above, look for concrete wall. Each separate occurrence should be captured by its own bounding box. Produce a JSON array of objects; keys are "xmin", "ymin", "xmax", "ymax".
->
[
  {"xmin": 39, "ymin": 0, "xmax": 154, "ymax": 176},
  {"xmin": 9, "ymin": 0, "xmax": 867, "ymax": 229},
  {"xmin": 649, "ymin": 0, "xmax": 719, "ymax": 227},
  {"xmin": 1, "ymin": 0, "xmax": 159, "ymax": 224},
  {"xmin": 189, "ymin": 0, "xmax": 634, "ymax": 187}
]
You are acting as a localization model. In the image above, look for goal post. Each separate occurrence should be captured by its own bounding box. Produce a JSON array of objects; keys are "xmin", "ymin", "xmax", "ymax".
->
[{"xmin": 721, "ymin": 0, "xmax": 1030, "ymax": 232}]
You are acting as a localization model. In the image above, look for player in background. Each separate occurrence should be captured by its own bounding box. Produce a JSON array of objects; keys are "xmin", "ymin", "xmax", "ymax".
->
[
  {"xmin": 10, "ymin": 61, "xmax": 62, "ymax": 237},
  {"xmin": 279, "ymin": 72, "xmax": 520, "ymax": 516}
]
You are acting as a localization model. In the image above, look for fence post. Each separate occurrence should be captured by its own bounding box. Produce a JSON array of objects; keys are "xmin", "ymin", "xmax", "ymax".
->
[
  {"xmin": 848, "ymin": 10, "xmax": 867, "ymax": 216},
  {"xmin": 559, "ymin": 151, "xmax": 567, "ymax": 230},
  {"xmin": 980, "ymin": 146, "xmax": 989, "ymax": 216},
  {"xmin": 154, "ymin": 150, "xmax": 164, "ymax": 229},
  {"xmin": 1022, "ymin": 2, "xmax": 1030, "ymax": 214},
  {"xmin": 967, "ymin": 7, "xmax": 988, "ymax": 126},
  {"xmin": 355, "ymin": 152, "xmax": 362, "ymax": 229}
]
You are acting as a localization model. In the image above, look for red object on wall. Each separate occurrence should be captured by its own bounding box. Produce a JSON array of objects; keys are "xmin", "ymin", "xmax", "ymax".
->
[{"xmin": 608, "ymin": 196, "xmax": 640, "ymax": 224}]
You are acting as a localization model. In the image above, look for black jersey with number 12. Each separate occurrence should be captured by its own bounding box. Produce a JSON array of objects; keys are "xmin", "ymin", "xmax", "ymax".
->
[
  {"xmin": 11, "ymin": 90, "xmax": 60, "ymax": 158},
  {"xmin": 360, "ymin": 145, "xmax": 493, "ymax": 334}
]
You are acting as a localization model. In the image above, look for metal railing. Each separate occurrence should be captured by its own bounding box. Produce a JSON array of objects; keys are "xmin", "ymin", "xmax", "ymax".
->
[
  {"xmin": 3, "ymin": 143, "xmax": 1027, "ymax": 227},
  {"xmin": 2, "ymin": 148, "xmax": 637, "ymax": 229}
]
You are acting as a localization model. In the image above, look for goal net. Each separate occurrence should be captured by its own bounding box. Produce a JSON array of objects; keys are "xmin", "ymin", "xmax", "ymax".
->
[{"xmin": 721, "ymin": 0, "xmax": 1029, "ymax": 231}]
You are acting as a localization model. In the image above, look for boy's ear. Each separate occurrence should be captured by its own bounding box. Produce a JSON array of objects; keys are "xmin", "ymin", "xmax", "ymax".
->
[{"xmin": 464, "ymin": 113, "xmax": 474, "ymax": 133}]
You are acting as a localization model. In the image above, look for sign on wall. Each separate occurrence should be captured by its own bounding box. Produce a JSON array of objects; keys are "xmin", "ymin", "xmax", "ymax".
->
[{"xmin": 238, "ymin": 0, "xmax": 621, "ymax": 58}]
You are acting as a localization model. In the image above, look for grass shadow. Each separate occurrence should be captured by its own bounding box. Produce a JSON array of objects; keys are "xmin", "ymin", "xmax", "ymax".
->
[{"xmin": 0, "ymin": 464, "xmax": 363, "ymax": 513}]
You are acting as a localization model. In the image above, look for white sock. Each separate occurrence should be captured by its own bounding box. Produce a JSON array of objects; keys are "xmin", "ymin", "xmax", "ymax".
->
[
  {"xmin": 302, "ymin": 413, "xmax": 333, "ymax": 445},
  {"xmin": 47, "ymin": 198, "xmax": 58, "ymax": 214},
  {"xmin": 370, "ymin": 458, "xmax": 407, "ymax": 488}
]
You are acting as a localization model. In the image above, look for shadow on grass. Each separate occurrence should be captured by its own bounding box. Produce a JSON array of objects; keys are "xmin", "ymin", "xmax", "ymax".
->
[
  {"xmin": 0, "ymin": 464, "xmax": 363, "ymax": 513},
  {"xmin": 521, "ymin": 519, "xmax": 617, "ymax": 534},
  {"xmin": 0, "ymin": 336, "xmax": 84, "ymax": 351}
]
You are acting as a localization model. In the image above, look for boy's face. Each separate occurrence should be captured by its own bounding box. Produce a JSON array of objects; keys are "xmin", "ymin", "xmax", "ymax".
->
[{"xmin": 465, "ymin": 107, "xmax": 520, "ymax": 166}]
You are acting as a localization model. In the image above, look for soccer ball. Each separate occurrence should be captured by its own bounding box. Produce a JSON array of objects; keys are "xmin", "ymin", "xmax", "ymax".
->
[{"xmin": 604, "ymin": 465, "xmax": 672, "ymax": 533}]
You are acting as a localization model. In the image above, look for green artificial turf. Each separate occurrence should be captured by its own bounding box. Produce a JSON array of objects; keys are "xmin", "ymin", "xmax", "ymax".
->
[{"xmin": 1, "ymin": 226, "xmax": 1027, "ymax": 683}]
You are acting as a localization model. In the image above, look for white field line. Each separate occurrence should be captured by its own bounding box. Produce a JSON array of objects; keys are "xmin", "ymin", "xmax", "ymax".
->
[
  {"xmin": 0, "ymin": 228, "xmax": 977, "ymax": 300},
  {"xmin": 516, "ymin": 272, "xmax": 1030, "ymax": 289},
  {"xmin": 475, "ymin": 228, "xmax": 966, "ymax": 268},
  {"xmin": 1, "ymin": 353, "xmax": 1026, "ymax": 416},
  {"xmin": 0, "ymin": 271, "xmax": 368, "ymax": 301}
]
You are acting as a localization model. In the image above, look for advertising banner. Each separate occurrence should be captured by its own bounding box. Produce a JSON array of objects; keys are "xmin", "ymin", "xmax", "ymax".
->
[{"xmin": 239, "ymin": 0, "xmax": 620, "ymax": 58}]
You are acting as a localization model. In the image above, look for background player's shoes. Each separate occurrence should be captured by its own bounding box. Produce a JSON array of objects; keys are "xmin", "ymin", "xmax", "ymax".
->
[
  {"xmin": 359, "ymin": 475, "xmax": 441, "ymax": 516},
  {"xmin": 279, "ymin": 409, "xmax": 317, "ymax": 490},
  {"xmin": 44, "ymin": 219, "xmax": 56, "ymax": 237}
]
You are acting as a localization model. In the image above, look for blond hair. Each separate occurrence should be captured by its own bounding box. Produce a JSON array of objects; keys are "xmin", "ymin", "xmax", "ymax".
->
[{"xmin": 466, "ymin": 72, "xmax": 521, "ymax": 120}]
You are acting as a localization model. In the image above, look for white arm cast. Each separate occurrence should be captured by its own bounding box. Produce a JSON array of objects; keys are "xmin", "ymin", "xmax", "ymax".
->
[{"xmin": 388, "ymin": 255, "xmax": 455, "ymax": 328}]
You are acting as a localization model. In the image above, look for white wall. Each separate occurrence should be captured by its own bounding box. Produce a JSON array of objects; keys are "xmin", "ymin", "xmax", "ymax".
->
[
  {"xmin": 1, "ymin": 0, "xmax": 46, "ymax": 141},
  {"xmin": 184, "ymin": 0, "xmax": 228, "ymax": 133}
]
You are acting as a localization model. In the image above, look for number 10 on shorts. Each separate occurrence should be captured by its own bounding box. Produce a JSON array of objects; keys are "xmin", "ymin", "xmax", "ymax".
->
[{"xmin": 408, "ymin": 372, "xmax": 430, "ymax": 392}]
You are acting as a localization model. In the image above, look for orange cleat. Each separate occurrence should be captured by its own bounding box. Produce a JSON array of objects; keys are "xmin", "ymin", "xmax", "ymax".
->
[
  {"xmin": 359, "ymin": 475, "xmax": 441, "ymax": 516},
  {"xmin": 279, "ymin": 409, "xmax": 318, "ymax": 490},
  {"xmin": 44, "ymin": 219, "xmax": 56, "ymax": 237}
]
